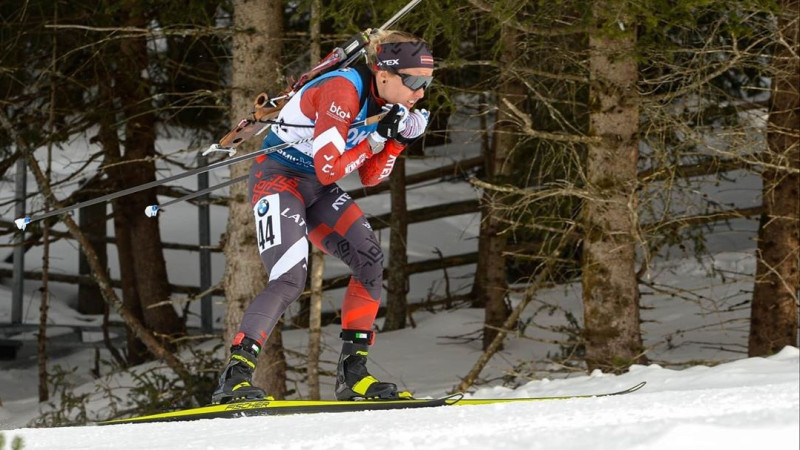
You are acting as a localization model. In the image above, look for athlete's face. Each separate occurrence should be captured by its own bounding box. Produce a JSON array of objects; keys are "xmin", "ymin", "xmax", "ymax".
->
[{"xmin": 377, "ymin": 67, "xmax": 434, "ymax": 110}]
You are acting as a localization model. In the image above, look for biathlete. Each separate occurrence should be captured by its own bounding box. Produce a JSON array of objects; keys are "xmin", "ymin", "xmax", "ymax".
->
[{"xmin": 213, "ymin": 30, "xmax": 434, "ymax": 404}]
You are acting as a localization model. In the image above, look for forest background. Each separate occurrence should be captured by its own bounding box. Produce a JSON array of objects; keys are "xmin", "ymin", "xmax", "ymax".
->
[{"xmin": 0, "ymin": 0, "xmax": 797, "ymax": 424}]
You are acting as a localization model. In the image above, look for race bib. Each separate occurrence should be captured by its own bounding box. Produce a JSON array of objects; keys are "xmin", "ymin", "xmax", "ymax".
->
[{"xmin": 253, "ymin": 194, "xmax": 282, "ymax": 253}]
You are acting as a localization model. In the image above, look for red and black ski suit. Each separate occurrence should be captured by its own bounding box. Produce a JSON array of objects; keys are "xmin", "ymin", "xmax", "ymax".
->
[{"xmin": 237, "ymin": 65, "xmax": 406, "ymax": 345}]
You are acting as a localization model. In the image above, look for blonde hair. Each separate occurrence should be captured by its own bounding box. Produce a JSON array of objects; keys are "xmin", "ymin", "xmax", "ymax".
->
[{"xmin": 366, "ymin": 30, "xmax": 427, "ymax": 67}]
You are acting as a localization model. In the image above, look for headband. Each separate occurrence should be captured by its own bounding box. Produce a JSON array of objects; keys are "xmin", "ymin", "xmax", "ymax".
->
[{"xmin": 375, "ymin": 42, "xmax": 434, "ymax": 71}]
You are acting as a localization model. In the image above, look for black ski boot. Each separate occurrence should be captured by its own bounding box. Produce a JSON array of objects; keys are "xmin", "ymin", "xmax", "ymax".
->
[
  {"xmin": 335, "ymin": 330, "xmax": 408, "ymax": 400},
  {"xmin": 211, "ymin": 335, "xmax": 268, "ymax": 404}
]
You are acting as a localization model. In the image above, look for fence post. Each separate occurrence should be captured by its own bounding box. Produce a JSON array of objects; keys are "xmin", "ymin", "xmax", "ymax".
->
[
  {"xmin": 12, "ymin": 158, "xmax": 26, "ymax": 325},
  {"xmin": 198, "ymin": 156, "xmax": 213, "ymax": 333}
]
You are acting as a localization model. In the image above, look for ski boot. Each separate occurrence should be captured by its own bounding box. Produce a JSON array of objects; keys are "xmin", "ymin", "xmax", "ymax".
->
[
  {"xmin": 335, "ymin": 329, "xmax": 411, "ymax": 400},
  {"xmin": 211, "ymin": 334, "xmax": 268, "ymax": 404}
]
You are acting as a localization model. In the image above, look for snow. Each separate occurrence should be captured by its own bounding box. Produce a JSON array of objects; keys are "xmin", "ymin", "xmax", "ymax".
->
[
  {"xmin": 2, "ymin": 347, "xmax": 798, "ymax": 450},
  {"xmin": 1, "ymin": 101, "xmax": 798, "ymax": 449}
]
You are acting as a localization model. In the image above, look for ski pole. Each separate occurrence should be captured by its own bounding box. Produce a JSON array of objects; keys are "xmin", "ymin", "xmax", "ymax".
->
[
  {"xmin": 144, "ymin": 175, "xmax": 247, "ymax": 218},
  {"xmin": 13, "ymin": 110, "xmax": 392, "ymax": 230},
  {"xmin": 146, "ymin": 107, "xmax": 402, "ymax": 218},
  {"xmin": 378, "ymin": 0, "xmax": 422, "ymax": 31},
  {"xmin": 12, "ymin": 0, "xmax": 423, "ymax": 231},
  {"xmin": 14, "ymin": 137, "xmax": 312, "ymax": 231}
]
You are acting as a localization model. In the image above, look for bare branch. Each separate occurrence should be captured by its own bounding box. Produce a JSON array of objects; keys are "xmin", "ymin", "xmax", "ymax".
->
[{"xmin": 501, "ymin": 97, "xmax": 601, "ymax": 144}]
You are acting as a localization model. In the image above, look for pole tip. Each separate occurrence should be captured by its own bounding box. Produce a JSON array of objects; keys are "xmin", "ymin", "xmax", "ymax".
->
[
  {"xmin": 14, "ymin": 217, "xmax": 30, "ymax": 231},
  {"xmin": 144, "ymin": 205, "xmax": 159, "ymax": 218}
]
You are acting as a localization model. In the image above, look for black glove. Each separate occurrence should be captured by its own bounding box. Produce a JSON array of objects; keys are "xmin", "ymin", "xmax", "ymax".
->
[{"xmin": 375, "ymin": 104, "xmax": 404, "ymax": 140}]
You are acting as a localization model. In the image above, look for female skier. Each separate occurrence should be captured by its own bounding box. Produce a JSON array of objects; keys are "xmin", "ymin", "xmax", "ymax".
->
[{"xmin": 213, "ymin": 30, "xmax": 434, "ymax": 404}]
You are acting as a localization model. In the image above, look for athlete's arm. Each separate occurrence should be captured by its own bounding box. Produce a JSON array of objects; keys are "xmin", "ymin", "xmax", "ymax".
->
[
  {"xmin": 306, "ymin": 78, "xmax": 373, "ymax": 185},
  {"xmin": 357, "ymin": 140, "xmax": 405, "ymax": 187}
]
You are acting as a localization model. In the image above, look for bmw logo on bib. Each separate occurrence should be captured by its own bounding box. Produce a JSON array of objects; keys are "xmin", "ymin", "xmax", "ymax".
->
[{"xmin": 257, "ymin": 198, "xmax": 269, "ymax": 217}]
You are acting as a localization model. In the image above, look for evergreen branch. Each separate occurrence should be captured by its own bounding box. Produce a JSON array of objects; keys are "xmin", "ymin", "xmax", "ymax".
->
[{"xmin": 466, "ymin": 0, "xmax": 588, "ymax": 36}]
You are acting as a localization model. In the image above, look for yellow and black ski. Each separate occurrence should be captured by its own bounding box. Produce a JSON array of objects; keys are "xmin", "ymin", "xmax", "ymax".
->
[
  {"xmin": 455, "ymin": 381, "xmax": 647, "ymax": 406},
  {"xmin": 99, "ymin": 382, "xmax": 646, "ymax": 426},
  {"xmin": 99, "ymin": 395, "xmax": 464, "ymax": 425}
]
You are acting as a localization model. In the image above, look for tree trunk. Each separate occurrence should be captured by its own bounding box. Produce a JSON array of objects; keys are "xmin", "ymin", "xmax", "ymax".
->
[
  {"xmin": 383, "ymin": 155, "xmax": 408, "ymax": 331},
  {"xmin": 306, "ymin": 0, "xmax": 324, "ymax": 400},
  {"xmin": 307, "ymin": 247, "xmax": 324, "ymax": 400},
  {"xmin": 38, "ymin": 19, "xmax": 58, "ymax": 402},
  {"xmin": 95, "ymin": 76, "xmax": 148, "ymax": 365},
  {"xmin": 582, "ymin": 0, "xmax": 646, "ymax": 373},
  {"xmin": 77, "ymin": 199, "xmax": 107, "ymax": 315},
  {"xmin": 113, "ymin": 0, "xmax": 185, "ymax": 350},
  {"xmin": 0, "ymin": 109, "xmax": 196, "ymax": 402},
  {"xmin": 223, "ymin": 0, "xmax": 286, "ymax": 399},
  {"xmin": 749, "ymin": 0, "xmax": 800, "ymax": 356},
  {"xmin": 469, "ymin": 95, "xmax": 492, "ymax": 310},
  {"xmin": 474, "ymin": 23, "xmax": 522, "ymax": 349},
  {"xmin": 39, "ymin": 179, "xmax": 51, "ymax": 403},
  {"xmin": 114, "ymin": 209, "xmax": 149, "ymax": 364}
]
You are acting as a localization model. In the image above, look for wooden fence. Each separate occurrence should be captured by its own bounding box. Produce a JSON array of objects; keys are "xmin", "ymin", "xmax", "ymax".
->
[{"xmin": 1, "ymin": 154, "xmax": 760, "ymax": 335}]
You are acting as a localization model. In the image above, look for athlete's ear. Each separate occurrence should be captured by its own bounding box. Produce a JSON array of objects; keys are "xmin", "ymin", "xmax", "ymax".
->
[{"xmin": 375, "ymin": 70, "xmax": 391, "ymax": 85}]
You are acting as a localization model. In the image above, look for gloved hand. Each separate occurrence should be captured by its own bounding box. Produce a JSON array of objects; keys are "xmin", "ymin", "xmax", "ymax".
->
[
  {"xmin": 368, "ymin": 104, "xmax": 408, "ymax": 153},
  {"xmin": 375, "ymin": 104, "xmax": 408, "ymax": 140},
  {"xmin": 397, "ymin": 109, "xmax": 429, "ymax": 144}
]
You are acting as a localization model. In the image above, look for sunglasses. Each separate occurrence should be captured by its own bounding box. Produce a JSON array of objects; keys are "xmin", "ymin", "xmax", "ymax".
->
[{"xmin": 388, "ymin": 68, "xmax": 433, "ymax": 91}]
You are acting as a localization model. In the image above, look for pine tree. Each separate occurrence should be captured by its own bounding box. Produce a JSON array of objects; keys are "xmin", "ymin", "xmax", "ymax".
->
[{"xmin": 222, "ymin": 0, "xmax": 287, "ymax": 399}]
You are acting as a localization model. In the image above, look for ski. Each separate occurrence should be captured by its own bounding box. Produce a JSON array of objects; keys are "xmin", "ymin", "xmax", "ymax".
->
[
  {"xmin": 98, "ymin": 394, "xmax": 463, "ymax": 426},
  {"xmin": 98, "ymin": 382, "xmax": 645, "ymax": 426},
  {"xmin": 455, "ymin": 381, "xmax": 647, "ymax": 406}
]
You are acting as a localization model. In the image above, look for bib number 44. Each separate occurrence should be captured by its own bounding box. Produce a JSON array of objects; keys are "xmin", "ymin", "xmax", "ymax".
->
[{"xmin": 253, "ymin": 194, "xmax": 282, "ymax": 253}]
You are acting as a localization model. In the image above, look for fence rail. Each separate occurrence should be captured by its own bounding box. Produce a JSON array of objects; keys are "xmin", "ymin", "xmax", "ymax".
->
[
  {"xmin": 2, "ymin": 154, "xmax": 758, "ymax": 340},
  {"xmin": 1, "ymin": 155, "xmax": 486, "ymax": 340}
]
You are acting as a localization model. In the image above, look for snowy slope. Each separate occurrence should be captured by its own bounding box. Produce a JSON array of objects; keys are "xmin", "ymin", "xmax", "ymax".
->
[{"xmin": 3, "ymin": 347, "xmax": 798, "ymax": 450}]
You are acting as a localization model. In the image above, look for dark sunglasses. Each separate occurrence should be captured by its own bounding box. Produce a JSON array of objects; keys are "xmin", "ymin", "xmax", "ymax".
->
[{"xmin": 388, "ymin": 68, "xmax": 433, "ymax": 91}]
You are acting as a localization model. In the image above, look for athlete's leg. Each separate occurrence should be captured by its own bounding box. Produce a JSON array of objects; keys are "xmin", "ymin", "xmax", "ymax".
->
[
  {"xmin": 306, "ymin": 184, "xmax": 384, "ymax": 331},
  {"xmin": 213, "ymin": 168, "xmax": 310, "ymax": 403},
  {"xmin": 238, "ymin": 171, "xmax": 310, "ymax": 344},
  {"xmin": 306, "ymin": 185, "xmax": 399, "ymax": 400}
]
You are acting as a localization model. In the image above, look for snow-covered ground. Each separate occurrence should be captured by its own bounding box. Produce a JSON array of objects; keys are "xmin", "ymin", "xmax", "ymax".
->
[
  {"xmin": 2, "ymin": 346, "xmax": 798, "ymax": 450},
  {"xmin": 1, "ymin": 251, "xmax": 797, "ymax": 449}
]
